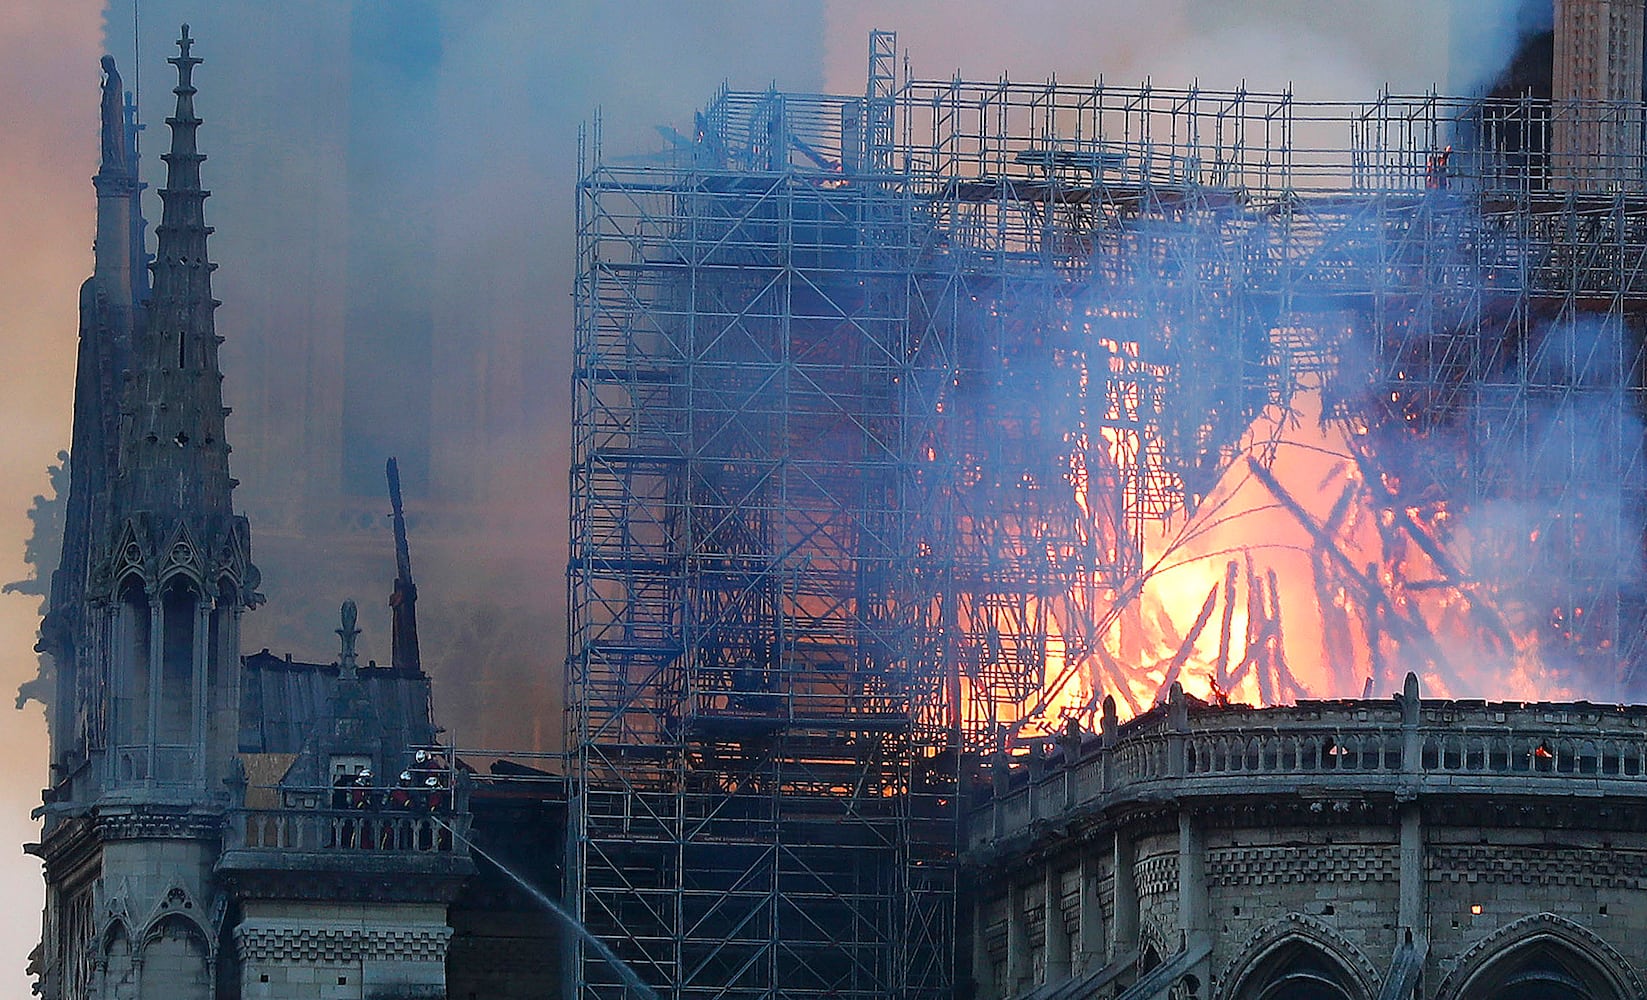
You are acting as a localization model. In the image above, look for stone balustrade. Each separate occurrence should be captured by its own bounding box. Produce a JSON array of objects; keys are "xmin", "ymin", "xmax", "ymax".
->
[
  {"xmin": 969, "ymin": 674, "xmax": 1647, "ymax": 854},
  {"xmin": 225, "ymin": 807, "xmax": 472, "ymax": 857}
]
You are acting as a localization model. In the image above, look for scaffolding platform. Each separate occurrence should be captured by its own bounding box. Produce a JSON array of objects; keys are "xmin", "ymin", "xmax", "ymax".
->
[{"xmin": 570, "ymin": 31, "xmax": 1647, "ymax": 1000}]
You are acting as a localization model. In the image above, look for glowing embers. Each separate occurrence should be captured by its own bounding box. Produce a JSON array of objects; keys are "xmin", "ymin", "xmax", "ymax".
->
[{"xmin": 1023, "ymin": 381, "xmax": 1613, "ymax": 734}]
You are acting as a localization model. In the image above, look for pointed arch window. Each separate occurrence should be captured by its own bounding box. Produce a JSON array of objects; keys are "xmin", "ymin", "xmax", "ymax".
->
[
  {"xmin": 1234, "ymin": 940, "xmax": 1364, "ymax": 1000},
  {"xmin": 137, "ymin": 915, "xmax": 211, "ymax": 999},
  {"xmin": 157, "ymin": 576, "xmax": 199, "ymax": 746},
  {"xmin": 112, "ymin": 575, "xmax": 151, "ymax": 777},
  {"xmin": 1461, "ymin": 941, "xmax": 1623, "ymax": 1000}
]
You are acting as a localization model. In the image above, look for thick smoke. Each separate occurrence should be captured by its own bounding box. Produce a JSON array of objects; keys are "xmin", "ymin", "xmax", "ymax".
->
[
  {"xmin": 92, "ymin": 0, "xmax": 826, "ymax": 752},
  {"xmin": 57, "ymin": 0, "xmax": 1548, "ymax": 753},
  {"xmin": 0, "ymin": 3, "xmax": 1566, "ymax": 993},
  {"xmin": 825, "ymin": 1, "xmax": 1537, "ymax": 98}
]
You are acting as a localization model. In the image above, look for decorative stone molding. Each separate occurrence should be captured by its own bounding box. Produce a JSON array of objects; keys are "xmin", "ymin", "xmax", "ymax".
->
[
  {"xmin": 217, "ymin": 867, "xmax": 471, "ymax": 906},
  {"xmin": 1216, "ymin": 912, "xmax": 1379, "ymax": 1000},
  {"xmin": 235, "ymin": 924, "xmax": 454, "ymax": 965},
  {"xmin": 1136, "ymin": 855, "xmax": 1179, "ymax": 897},
  {"xmin": 101, "ymin": 881, "xmax": 133, "ymax": 931},
  {"xmin": 1139, "ymin": 917, "xmax": 1176, "ymax": 964},
  {"xmin": 135, "ymin": 884, "xmax": 214, "ymax": 960},
  {"xmin": 1428, "ymin": 844, "xmax": 1647, "ymax": 889},
  {"xmin": 94, "ymin": 810, "xmax": 220, "ymax": 841},
  {"xmin": 1206, "ymin": 845, "xmax": 1397, "ymax": 887},
  {"xmin": 140, "ymin": 910, "xmax": 213, "ymax": 960},
  {"xmin": 1435, "ymin": 911, "xmax": 1644, "ymax": 1000},
  {"xmin": 37, "ymin": 816, "xmax": 100, "ymax": 882}
]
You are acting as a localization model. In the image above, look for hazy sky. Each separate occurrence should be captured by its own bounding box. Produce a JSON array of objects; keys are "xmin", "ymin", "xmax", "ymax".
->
[{"xmin": 0, "ymin": 1, "xmax": 1528, "ymax": 992}]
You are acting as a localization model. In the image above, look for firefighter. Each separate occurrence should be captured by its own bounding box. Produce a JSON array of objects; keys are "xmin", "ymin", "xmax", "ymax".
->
[
  {"xmin": 424, "ymin": 774, "xmax": 447, "ymax": 813},
  {"xmin": 1425, "ymin": 145, "xmax": 1452, "ymax": 191},
  {"xmin": 330, "ymin": 767, "xmax": 353, "ymax": 811},
  {"xmin": 380, "ymin": 771, "xmax": 415, "ymax": 849},
  {"xmin": 354, "ymin": 768, "xmax": 380, "ymax": 847},
  {"xmin": 390, "ymin": 771, "xmax": 415, "ymax": 810},
  {"xmin": 336, "ymin": 768, "xmax": 370, "ymax": 847},
  {"xmin": 410, "ymin": 747, "xmax": 444, "ymax": 789},
  {"xmin": 349, "ymin": 768, "xmax": 376, "ymax": 809}
]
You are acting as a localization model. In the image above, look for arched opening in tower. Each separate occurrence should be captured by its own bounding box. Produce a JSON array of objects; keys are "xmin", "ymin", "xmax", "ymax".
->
[
  {"xmin": 1233, "ymin": 939, "xmax": 1363, "ymax": 1000},
  {"xmin": 1462, "ymin": 939, "xmax": 1626, "ymax": 1000}
]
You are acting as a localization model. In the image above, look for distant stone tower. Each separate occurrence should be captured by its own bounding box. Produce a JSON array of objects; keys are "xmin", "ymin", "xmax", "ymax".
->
[
  {"xmin": 1553, "ymin": 0, "xmax": 1645, "ymax": 190},
  {"xmin": 30, "ymin": 27, "xmax": 259, "ymax": 1000}
]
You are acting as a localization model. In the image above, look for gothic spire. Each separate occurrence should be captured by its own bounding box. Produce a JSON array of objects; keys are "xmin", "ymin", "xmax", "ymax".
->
[
  {"xmin": 106, "ymin": 24, "xmax": 255, "ymax": 604},
  {"xmin": 42, "ymin": 55, "xmax": 147, "ymax": 663},
  {"xmin": 113, "ymin": 26, "xmax": 233, "ymax": 521},
  {"xmin": 387, "ymin": 458, "xmax": 422, "ymax": 675}
]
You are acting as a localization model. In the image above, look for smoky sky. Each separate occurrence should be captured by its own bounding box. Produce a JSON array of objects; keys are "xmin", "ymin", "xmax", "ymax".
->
[{"xmin": 0, "ymin": 2, "xmax": 1536, "ymax": 994}]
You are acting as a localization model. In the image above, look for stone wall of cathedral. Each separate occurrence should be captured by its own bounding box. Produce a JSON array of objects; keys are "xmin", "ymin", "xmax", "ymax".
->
[
  {"xmin": 962, "ymin": 680, "xmax": 1647, "ymax": 1000},
  {"xmin": 234, "ymin": 901, "xmax": 451, "ymax": 1000}
]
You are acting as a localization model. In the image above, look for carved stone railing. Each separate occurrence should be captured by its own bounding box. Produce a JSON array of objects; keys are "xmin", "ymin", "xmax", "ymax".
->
[
  {"xmin": 968, "ymin": 675, "xmax": 1647, "ymax": 852},
  {"xmin": 223, "ymin": 806, "xmax": 472, "ymax": 858}
]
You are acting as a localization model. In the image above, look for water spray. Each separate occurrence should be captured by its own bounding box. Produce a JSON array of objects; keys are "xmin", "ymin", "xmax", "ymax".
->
[{"xmin": 432, "ymin": 816, "xmax": 661, "ymax": 1000}]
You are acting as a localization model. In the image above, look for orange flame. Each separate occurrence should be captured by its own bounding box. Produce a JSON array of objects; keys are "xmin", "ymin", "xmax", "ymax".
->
[{"xmin": 1015, "ymin": 385, "xmax": 1577, "ymax": 737}]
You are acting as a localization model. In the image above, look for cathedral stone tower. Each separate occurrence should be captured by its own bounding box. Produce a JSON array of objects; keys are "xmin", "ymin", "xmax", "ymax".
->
[
  {"xmin": 30, "ymin": 31, "xmax": 471, "ymax": 1000},
  {"xmin": 31, "ymin": 27, "xmax": 259, "ymax": 1000}
]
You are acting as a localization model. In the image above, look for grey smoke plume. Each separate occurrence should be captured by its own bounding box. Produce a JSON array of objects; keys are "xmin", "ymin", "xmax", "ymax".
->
[
  {"xmin": 0, "ymin": 6, "xmax": 1575, "ymax": 993},
  {"xmin": 824, "ymin": 1, "xmax": 1536, "ymax": 98},
  {"xmin": 78, "ymin": 0, "xmax": 1550, "ymax": 749},
  {"xmin": 94, "ymin": 0, "xmax": 826, "ymax": 751}
]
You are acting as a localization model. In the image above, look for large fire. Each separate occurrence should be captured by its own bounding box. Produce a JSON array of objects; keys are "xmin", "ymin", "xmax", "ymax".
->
[
  {"xmin": 937, "ymin": 248, "xmax": 1638, "ymax": 744},
  {"xmin": 1016, "ymin": 383, "xmax": 1581, "ymax": 737}
]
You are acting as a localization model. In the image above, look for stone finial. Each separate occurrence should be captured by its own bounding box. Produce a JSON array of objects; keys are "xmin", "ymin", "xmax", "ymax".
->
[
  {"xmin": 1401, "ymin": 671, "xmax": 1421, "ymax": 726},
  {"xmin": 1057, "ymin": 715, "xmax": 1083, "ymax": 767},
  {"xmin": 337, "ymin": 599, "xmax": 361, "ymax": 677},
  {"xmin": 1101, "ymin": 695, "xmax": 1119, "ymax": 747},
  {"xmin": 171, "ymin": 24, "xmax": 200, "ymax": 82},
  {"xmin": 1168, "ymin": 680, "xmax": 1188, "ymax": 731}
]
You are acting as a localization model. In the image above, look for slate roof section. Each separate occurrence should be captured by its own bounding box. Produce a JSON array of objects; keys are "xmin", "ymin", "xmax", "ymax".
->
[{"xmin": 239, "ymin": 648, "xmax": 436, "ymax": 766}]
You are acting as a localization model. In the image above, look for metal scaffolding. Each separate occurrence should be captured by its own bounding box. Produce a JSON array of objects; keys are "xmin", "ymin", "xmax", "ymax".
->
[{"xmin": 570, "ymin": 32, "xmax": 1647, "ymax": 1000}]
